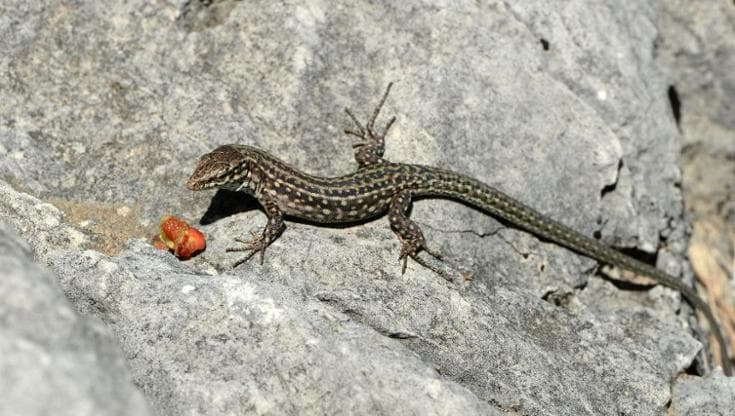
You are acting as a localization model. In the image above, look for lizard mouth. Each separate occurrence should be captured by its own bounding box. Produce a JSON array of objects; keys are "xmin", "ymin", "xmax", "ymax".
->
[
  {"xmin": 186, "ymin": 159, "xmax": 222, "ymax": 191},
  {"xmin": 186, "ymin": 171, "xmax": 209, "ymax": 191}
]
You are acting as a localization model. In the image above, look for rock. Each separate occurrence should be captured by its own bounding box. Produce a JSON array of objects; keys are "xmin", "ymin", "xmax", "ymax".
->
[
  {"xmin": 1, "ymin": 1, "xmax": 732, "ymax": 415},
  {"xmin": 0, "ymin": 220, "xmax": 151, "ymax": 416},
  {"xmin": 660, "ymin": 0, "xmax": 735, "ymax": 375},
  {"xmin": 671, "ymin": 370, "xmax": 735, "ymax": 416}
]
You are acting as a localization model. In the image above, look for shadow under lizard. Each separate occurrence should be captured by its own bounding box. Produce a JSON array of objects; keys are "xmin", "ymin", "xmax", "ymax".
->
[{"xmin": 186, "ymin": 83, "xmax": 731, "ymax": 376}]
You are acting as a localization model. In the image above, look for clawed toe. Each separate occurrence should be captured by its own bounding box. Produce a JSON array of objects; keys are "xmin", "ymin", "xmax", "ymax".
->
[
  {"xmin": 343, "ymin": 83, "xmax": 396, "ymax": 168},
  {"xmin": 397, "ymin": 238, "xmax": 444, "ymax": 275},
  {"xmin": 227, "ymin": 232, "xmax": 268, "ymax": 266}
]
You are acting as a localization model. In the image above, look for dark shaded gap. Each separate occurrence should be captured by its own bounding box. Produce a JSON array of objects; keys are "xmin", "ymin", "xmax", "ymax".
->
[
  {"xmin": 667, "ymin": 85, "xmax": 681, "ymax": 126},
  {"xmin": 600, "ymin": 159, "xmax": 623, "ymax": 199}
]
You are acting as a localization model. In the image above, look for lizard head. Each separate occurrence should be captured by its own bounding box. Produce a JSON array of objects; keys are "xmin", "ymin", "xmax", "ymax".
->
[{"xmin": 186, "ymin": 145, "xmax": 253, "ymax": 191}]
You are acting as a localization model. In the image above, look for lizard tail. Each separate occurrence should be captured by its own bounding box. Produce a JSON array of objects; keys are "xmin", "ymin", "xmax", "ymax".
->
[{"xmin": 413, "ymin": 165, "xmax": 732, "ymax": 376}]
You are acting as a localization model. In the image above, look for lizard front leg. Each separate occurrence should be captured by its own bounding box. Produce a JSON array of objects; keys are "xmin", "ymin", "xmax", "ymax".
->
[
  {"xmin": 344, "ymin": 83, "xmax": 396, "ymax": 168},
  {"xmin": 227, "ymin": 194, "xmax": 285, "ymax": 267},
  {"xmin": 388, "ymin": 190, "xmax": 443, "ymax": 274}
]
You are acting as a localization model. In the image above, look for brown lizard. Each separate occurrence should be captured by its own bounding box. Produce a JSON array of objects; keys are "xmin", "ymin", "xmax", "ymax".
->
[{"xmin": 187, "ymin": 84, "xmax": 731, "ymax": 375}]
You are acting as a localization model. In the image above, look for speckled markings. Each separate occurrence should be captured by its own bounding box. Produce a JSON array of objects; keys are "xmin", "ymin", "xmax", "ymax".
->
[{"xmin": 187, "ymin": 84, "xmax": 731, "ymax": 376}]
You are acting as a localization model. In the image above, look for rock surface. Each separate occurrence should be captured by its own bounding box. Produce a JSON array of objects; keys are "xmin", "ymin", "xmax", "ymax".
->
[
  {"xmin": 671, "ymin": 371, "xmax": 735, "ymax": 416},
  {"xmin": 0, "ymin": 219, "xmax": 151, "ymax": 416},
  {"xmin": 1, "ymin": 1, "xmax": 733, "ymax": 415},
  {"xmin": 660, "ymin": 0, "xmax": 735, "ymax": 368}
]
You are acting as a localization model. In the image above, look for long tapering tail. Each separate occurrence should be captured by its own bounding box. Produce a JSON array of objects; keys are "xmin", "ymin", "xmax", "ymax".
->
[{"xmin": 413, "ymin": 164, "xmax": 731, "ymax": 375}]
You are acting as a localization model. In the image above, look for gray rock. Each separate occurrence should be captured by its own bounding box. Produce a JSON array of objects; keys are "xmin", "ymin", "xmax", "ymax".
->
[
  {"xmin": 0, "ymin": 221, "xmax": 151, "ymax": 416},
  {"xmin": 54, "ymin": 242, "xmax": 500, "ymax": 416},
  {"xmin": 659, "ymin": 1, "xmax": 735, "ymax": 373},
  {"xmin": 1, "ymin": 1, "xmax": 732, "ymax": 415},
  {"xmin": 671, "ymin": 371, "xmax": 735, "ymax": 416},
  {"xmin": 0, "ymin": 179, "xmax": 698, "ymax": 415}
]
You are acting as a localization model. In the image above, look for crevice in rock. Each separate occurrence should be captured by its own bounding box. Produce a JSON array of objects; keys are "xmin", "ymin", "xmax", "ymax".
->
[
  {"xmin": 417, "ymin": 221, "xmax": 503, "ymax": 239},
  {"xmin": 618, "ymin": 246, "xmax": 658, "ymax": 267},
  {"xmin": 595, "ymin": 246, "xmax": 661, "ymax": 291},
  {"xmin": 597, "ymin": 273, "xmax": 655, "ymax": 292},
  {"xmin": 541, "ymin": 290, "xmax": 574, "ymax": 307},
  {"xmin": 600, "ymin": 159, "xmax": 623, "ymax": 199},
  {"xmin": 539, "ymin": 38, "xmax": 550, "ymax": 51},
  {"xmin": 667, "ymin": 85, "xmax": 682, "ymax": 126}
]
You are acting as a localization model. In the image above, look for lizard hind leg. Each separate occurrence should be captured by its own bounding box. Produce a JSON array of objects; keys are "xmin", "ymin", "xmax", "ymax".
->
[
  {"xmin": 388, "ymin": 190, "xmax": 444, "ymax": 275},
  {"xmin": 344, "ymin": 83, "xmax": 396, "ymax": 168}
]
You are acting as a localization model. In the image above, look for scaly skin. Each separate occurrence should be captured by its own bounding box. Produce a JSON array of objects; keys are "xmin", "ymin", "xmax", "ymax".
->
[{"xmin": 187, "ymin": 83, "xmax": 731, "ymax": 376}]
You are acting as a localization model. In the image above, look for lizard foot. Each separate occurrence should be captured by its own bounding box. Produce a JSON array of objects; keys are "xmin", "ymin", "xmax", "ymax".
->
[
  {"xmin": 344, "ymin": 83, "xmax": 396, "ymax": 167},
  {"xmin": 227, "ymin": 231, "xmax": 270, "ymax": 267},
  {"xmin": 398, "ymin": 237, "xmax": 444, "ymax": 276}
]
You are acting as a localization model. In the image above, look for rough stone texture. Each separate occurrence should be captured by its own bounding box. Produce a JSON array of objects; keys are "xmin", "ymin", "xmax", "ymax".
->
[
  {"xmin": 671, "ymin": 370, "xmax": 735, "ymax": 416},
  {"xmin": 0, "ymin": 219, "xmax": 151, "ymax": 416},
  {"xmin": 0, "ymin": 1, "xmax": 732, "ymax": 415},
  {"xmin": 660, "ymin": 0, "xmax": 735, "ymax": 366}
]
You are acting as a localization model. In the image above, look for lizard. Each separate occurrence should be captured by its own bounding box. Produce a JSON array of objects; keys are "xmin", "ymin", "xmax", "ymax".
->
[{"xmin": 186, "ymin": 83, "xmax": 732, "ymax": 376}]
